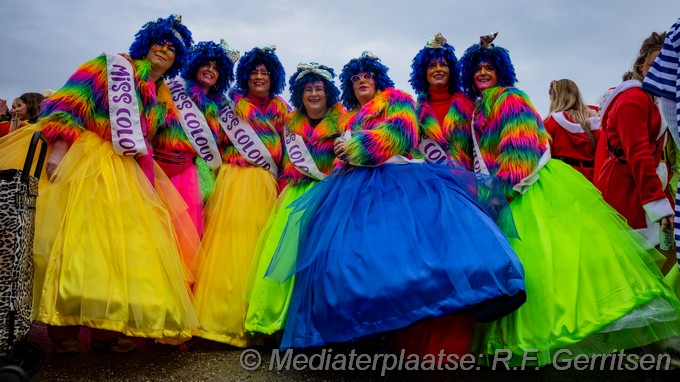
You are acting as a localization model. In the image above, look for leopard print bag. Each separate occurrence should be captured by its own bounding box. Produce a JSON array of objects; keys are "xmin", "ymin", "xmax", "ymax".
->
[{"xmin": 0, "ymin": 131, "xmax": 47, "ymax": 350}]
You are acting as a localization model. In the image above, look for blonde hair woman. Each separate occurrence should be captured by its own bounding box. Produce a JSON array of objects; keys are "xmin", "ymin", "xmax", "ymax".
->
[{"xmin": 544, "ymin": 79, "xmax": 600, "ymax": 181}]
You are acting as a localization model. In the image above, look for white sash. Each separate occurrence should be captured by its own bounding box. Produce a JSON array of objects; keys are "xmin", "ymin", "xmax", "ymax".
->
[
  {"xmin": 283, "ymin": 126, "xmax": 326, "ymax": 180},
  {"xmin": 105, "ymin": 53, "xmax": 146, "ymax": 157},
  {"xmin": 341, "ymin": 130, "xmax": 424, "ymax": 166},
  {"xmin": 470, "ymin": 112, "xmax": 551, "ymax": 194},
  {"xmin": 218, "ymin": 100, "xmax": 278, "ymax": 176},
  {"xmin": 470, "ymin": 113, "xmax": 490, "ymax": 175},
  {"xmin": 419, "ymin": 136, "xmax": 449, "ymax": 164},
  {"xmin": 512, "ymin": 143, "xmax": 551, "ymax": 194},
  {"xmin": 165, "ymin": 77, "xmax": 222, "ymax": 170}
]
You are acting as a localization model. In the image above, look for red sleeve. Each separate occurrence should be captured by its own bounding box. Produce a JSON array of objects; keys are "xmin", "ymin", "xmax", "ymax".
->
[
  {"xmin": 0, "ymin": 122, "xmax": 10, "ymax": 138},
  {"xmin": 543, "ymin": 115, "xmax": 557, "ymax": 138},
  {"xmin": 614, "ymin": 90, "xmax": 666, "ymax": 207}
]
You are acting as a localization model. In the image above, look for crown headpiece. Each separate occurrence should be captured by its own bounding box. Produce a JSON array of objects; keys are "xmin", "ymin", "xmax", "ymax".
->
[{"xmin": 220, "ymin": 39, "xmax": 240, "ymax": 64}]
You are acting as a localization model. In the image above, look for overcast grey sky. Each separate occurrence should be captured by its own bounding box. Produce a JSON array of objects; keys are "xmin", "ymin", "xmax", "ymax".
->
[{"xmin": 1, "ymin": 0, "xmax": 678, "ymax": 117}]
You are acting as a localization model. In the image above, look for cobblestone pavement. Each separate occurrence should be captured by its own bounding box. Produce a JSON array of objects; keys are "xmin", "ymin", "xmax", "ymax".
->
[{"xmin": 10, "ymin": 324, "xmax": 677, "ymax": 381}]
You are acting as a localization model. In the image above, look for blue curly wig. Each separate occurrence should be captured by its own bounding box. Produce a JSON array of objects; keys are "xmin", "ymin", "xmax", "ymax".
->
[
  {"xmin": 129, "ymin": 15, "xmax": 193, "ymax": 80},
  {"xmin": 182, "ymin": 41, "xmax": 235, "ymax": 95},
  {"xmin": 339, "ymin": 52, "xmax": 394, "ymax": 110},
  {"xmin": 234, "ymin": 46, "xmax": 285, "ymax": 97},
  {"xmin": 409, "ymin": 41, "xmax": 460, "ymax": 96},
  {"xmin": 288, "ymin": 63, "xmax": 340, "ymax": 113},
  {"xmin": 459, "ymin": 43, "xmax": 516, "ymax": 97}
]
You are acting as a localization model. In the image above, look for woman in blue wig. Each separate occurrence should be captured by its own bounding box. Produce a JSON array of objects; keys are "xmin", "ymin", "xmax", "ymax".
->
[
  {"xmin": 32, "ymin": 15, "xmax": 199, "ymax": 354},
  {"xmin": 243, "ymin": 62, "xmax": 343, "ymax": 337},
  {"xmin": 455, "ymin": 32, "xmax": 680, "ymax": 366},
  {"xmin": 153, "ymin": 39, "xmax": 239, "ymax": 279},
  {"xmin": 267, "ymin": 51, "xmax": 526, "ymax": 349},
  {"xmin": 192, "ymin": 45, "xmax": 290, "ymax": 347},
  {"xmin": 390, "ymin": 33, "xmax": 483, "ymax": 360}
]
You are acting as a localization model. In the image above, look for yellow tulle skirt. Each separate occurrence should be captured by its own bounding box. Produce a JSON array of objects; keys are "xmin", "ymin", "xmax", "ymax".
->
[
  {"xmin": 33, "ymin": 131, "xmax": 198, "ymax": 344},
  {"xmin": 192, "ymin": 164, "xmax": 277, "ymax": 347}
]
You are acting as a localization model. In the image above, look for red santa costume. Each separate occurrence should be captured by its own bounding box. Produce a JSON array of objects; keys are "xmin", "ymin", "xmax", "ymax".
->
[
  {"xmin": 595, "ymin": 80, "xmax": 672, "ymax": 245},
  {"xmin": 544, "ymin": 111, "xmax": 600, "ymax": 181}
]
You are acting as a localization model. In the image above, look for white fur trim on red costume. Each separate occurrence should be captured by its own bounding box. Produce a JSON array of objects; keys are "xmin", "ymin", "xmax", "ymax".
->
[
  {"xmin": 643, "ymin": 197, "xmax": 673, "ymax": 223},
  {"xmin": 551, "ymin": 112, "xmax": 600, "ymax": 134},
  {"xmin": 601, "ymin": 80, "xmax": 642, "ymax": 117},
  {"xmin": 551, "ymin": 112, "xmax": 584, "ymax": 134}
]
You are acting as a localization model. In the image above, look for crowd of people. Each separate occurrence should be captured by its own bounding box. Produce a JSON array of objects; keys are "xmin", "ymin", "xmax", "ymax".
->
[{"xmin": 2, "ymin": 13, "xmax": 680, "ymax": 370}]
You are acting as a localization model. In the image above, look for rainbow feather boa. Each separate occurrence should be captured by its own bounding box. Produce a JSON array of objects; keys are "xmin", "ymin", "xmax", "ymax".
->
[
  {"xmin": 463, "ymin": 86, "xmax": 549, "ymax": 199},
  {"xmin": 39, "ymin": 55, "xmax": 168, "ymax": 147},
  {"xmin": 279, "ymin": 102, "xmax": 343, "ymax": 188},
  {"xmin": 218, "ymin": 90, "xmax": 290, "ymax": 170},
  {"xmin": 339, "ymin": 88, "xmax": 418, "ymax": 167}
]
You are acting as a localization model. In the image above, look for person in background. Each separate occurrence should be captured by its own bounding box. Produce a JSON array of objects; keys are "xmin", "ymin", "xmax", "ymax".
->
[
  {"xmin": 0, "ymin": 92, "xmax": 44, "ymax": 137},
  {"xmin": 390, "ymin": 32, "xmax": 478, "ymax": 360},
  {"xmin": 642, "ymin": 17, "xmax": 680, "ymax": 364},
  {"xmin": 544, "ymin": 79, "xmax": 601, "ymax": 182},
  {"xmin": 33, "ymin": 14, "xmax": 198, "ymax": 354},
  {"xmin": 192, "ymin": 45, "xmax": 290, "ymax": 348},
  {"xmin": 0, "ymin": 98, "xmax": 11, "ymax": 122},
  {"xmin": 244, "ymin": 62, "xmax": 343, "ymax": 338},
  {"xmin": 456, "ymin": 31, "xmax": 680, "ymax": 367},
  {"xmin": 595, "ymin": 32, "xmax": 671, "ymax": 250}
]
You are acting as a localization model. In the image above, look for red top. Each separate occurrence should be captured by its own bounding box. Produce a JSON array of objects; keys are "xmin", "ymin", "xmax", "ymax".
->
[
  {"xmin": 0, "ymin": 121, "xmax": 28, "ymax": 138},
  {"xmin": 543, "ymin": 111, "xmax": 600, "ymax": 181},
  {"xmin": 246, "ymin": 93, "xmax": 271, "ymax": 114},
  {"xmin": 429, "ymin": 87, "xmax": 453, "ymax": 124},
  {"xmin": 596, "ymin": 86, "xmax": 669, "ymax": 229}
]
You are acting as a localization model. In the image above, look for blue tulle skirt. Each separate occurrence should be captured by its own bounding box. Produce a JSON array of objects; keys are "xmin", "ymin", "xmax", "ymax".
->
[{"xmin": 268, "ymin": 162, "xmax": 526, "ymax": 349}]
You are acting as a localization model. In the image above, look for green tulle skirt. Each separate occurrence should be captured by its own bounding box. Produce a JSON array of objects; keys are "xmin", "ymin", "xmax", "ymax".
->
[
  {"xmin": 244, "ymin": 182, "xmax": 316, "ymax": 335},
  {"xmin": 473, "ymin": 160, "xmax": 680, "ymax": 366}
]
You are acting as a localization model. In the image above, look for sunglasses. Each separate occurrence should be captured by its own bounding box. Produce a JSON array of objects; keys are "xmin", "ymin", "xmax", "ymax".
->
[{"xmin": 351, "ymin": 72, "xmax": 375, "ymax": 83}]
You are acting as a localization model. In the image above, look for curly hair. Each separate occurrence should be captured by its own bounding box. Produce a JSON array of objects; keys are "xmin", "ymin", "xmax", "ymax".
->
[
  {"xmin": 459, "ymin": 43, "xmax": 516, "ymax": 97},
  {"xmin": 339, "ymin": 53, "xmax": 394, "ymax": 110},
  {"xmin": 182, "ymin": 41, "xmax": 235, "ymax": 95},
  {"xmin": 288, "ymin": 64, "xmax": 340, "ymax": 113},
  {"xmin": 129, "ymin": 15, "xmax": 193, "ymax": 80},
  {"xmin": 234, "ymin": 47, "xmax": 286, "ymax": 97},
  {"xmin": 409, "ymin": 42, "xmax": 460, "ymax": 96}
]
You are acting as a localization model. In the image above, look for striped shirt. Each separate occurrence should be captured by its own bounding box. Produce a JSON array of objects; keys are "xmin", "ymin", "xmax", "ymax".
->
[{"xmin": 642, "ymin": 18, "xmax": 680, "ymax": 261}]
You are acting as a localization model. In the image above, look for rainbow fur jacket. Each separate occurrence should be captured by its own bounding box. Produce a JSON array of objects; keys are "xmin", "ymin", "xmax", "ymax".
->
[
  {"xmin": 414, "ymin": 92, "xmax": 475, "ymax": 166},
  {"xmin": 153, "ymin": 79, "xmax": 222, "ymax": 157},
  {"xmin": 339, "ymin": 88, "xmax": 418, "ymax": 167},
  {"xmin": 219, "ymin": 90, "xmax": 290, "ymax": 170},
  {"xmin": 39, "ymin": 55, "xmax": 172, "ymax": 147},
  {"xmin": 452, "ymin": 85, "xmax": 549, "ymax": 200},
  {"xmin": 279, "ymin": 102, "xmax": 343, "ymax": 189}
]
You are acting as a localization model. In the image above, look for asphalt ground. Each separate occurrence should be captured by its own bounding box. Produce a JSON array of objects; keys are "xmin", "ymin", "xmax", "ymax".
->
[{"xmin": 6, "ymin": 324, "xmax": 676, "ymax": 381}]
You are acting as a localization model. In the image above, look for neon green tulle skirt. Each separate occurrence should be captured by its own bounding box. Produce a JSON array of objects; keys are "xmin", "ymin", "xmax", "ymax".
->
[
  {"xmin": 473, "ymin": 159, "xmax": 680, "ymax": 366},
  {"xmin": 244, "ymin": 182, "xmax": 316, "ymax": 335}
]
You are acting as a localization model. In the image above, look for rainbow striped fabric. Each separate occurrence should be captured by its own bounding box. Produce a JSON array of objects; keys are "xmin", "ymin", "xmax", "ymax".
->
[
  {"xmin": 218, "ymin": 90, "xmax": 289, "ymax": 170},
  {"xmin": 339, "ymin": 88, "xmax": 418, "ymax": 166},
  {"xmin": 279, "ymin": 102, "xmax": 343, "ymax": 189},
  {"xmin": 39, "ymin": 55, "xmax": 169, "ymax": 147},
  {"xmin": 454, "ymin": 86, "xmax": 549, "ymax": 199}
]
